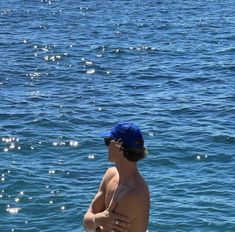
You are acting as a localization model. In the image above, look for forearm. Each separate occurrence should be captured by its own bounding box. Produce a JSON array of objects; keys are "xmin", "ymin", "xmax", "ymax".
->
[{"xmin": 83, "ymin": 211, "xmax": 100, "ymax": 232}]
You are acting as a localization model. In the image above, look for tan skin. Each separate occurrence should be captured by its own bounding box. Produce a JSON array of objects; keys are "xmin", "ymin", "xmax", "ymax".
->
[{"xmin": 83, "ymin": 139, "xmax": 150, "ymax": 232}]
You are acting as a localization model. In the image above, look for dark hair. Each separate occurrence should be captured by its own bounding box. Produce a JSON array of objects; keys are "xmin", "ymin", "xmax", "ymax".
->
[{"xmin": 122, "ymin": 146, "xmax": 148, "ymax": 162}]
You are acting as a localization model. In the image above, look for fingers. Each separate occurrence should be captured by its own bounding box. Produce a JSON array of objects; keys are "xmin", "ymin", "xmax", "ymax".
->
[
  {"xmin": 115, "ymin": 139, "xmax": 123, "ymax": 149},
  {"xmin": 114, "ymin": 214, "xmax": 130, "ymax": 224},
  {"xmin": 102, "ymin": 204, "xmax": 130, "ymax": 231},
  {"xmin": 110, "ymin": 215, "xmax": 130, "ymax": 232},
  {"xmin": 113, "ymin": 220, "xmax": 130, "ymax": 231}
]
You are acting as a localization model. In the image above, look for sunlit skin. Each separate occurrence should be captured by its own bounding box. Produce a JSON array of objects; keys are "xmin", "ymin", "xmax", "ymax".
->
[{"xmin": 83, "ymin": 139, "xmax": 150, "ymax": 232}]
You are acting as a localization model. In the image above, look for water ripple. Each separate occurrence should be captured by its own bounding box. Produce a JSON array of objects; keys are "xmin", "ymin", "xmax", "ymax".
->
[{"xmin": 1, "ymin": 0, "xmax": 235, "ymax": 231}]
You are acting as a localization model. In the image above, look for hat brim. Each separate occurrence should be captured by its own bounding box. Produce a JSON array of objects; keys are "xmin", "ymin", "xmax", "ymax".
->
[{"xmin": 98, "ymin": 131, "xmax": 111, "ymax": 137}]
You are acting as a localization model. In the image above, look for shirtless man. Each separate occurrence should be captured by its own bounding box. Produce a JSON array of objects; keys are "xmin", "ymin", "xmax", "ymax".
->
[{"xmin": 83, "ymin": 122, "xmax": 150, "ymax": 232}]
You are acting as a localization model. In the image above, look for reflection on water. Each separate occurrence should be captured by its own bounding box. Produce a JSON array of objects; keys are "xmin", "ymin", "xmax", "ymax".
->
[{"xmin": 0, "ymin": 0, "xmax": 235, "ymax": 231}]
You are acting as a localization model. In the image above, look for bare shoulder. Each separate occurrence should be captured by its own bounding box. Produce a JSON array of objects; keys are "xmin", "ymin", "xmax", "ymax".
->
[
  {"xmin": 105, "ymin": 166, "xmax": 117, "ymax": 176},
  {"xmin": 103, "ymin": 167, "xmax": 118, "ymax": 184}
]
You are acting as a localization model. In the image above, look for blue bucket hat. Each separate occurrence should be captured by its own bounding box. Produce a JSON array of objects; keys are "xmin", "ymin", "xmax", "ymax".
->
[{"xmin": 99, "ymin": 122, "xmax": 144, "ymax": 149}]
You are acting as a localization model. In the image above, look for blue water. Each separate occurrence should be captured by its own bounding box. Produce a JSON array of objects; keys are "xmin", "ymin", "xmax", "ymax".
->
[{"xmin": 0, "ymin": 0, "xmax": 235, "ymax": 231}]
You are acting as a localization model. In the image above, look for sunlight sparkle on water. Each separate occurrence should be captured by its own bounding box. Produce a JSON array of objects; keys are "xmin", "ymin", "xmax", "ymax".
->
[
  {"xmin": 69, "ymin": 141, "xmax": 79, "ymax": 147},
  {"xmin": 87, "ymin": 69, "xmax": 95, "ymax": 74},
  {"xmin": 88, "ymin": 154, "xmax": 95, "ymax": 159},
  {"xmin": 85, "ymin": 61, "xmax": 93, "ymax": 65},
  {"xmin": 6, "ymin": 207, "xmax": 21, "ymax": 214}
]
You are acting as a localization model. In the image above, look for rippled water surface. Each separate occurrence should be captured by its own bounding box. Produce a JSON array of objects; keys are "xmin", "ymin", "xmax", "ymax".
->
[{"xmin": 0, "ymin": 0, "xmax": 235, "ymax": 231}]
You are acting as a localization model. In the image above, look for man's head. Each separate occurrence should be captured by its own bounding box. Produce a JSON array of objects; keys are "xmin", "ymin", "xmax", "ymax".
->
[{"xmin": 100, "ymin": 122, "xmax": 147, "ymax": 162}]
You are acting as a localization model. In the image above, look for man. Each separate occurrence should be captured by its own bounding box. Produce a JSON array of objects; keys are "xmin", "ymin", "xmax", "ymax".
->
[{"xmin": 83, "ymin": 122, "xmax": 150, "ymax": 232}]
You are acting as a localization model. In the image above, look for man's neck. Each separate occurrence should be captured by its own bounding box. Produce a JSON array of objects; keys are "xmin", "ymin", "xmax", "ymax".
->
[{"xmin": 115, "ymin": 161, "xmax": 140, "ymax": 185}]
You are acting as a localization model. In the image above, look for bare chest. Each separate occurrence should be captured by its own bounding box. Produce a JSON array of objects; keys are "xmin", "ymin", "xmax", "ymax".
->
[{"xmin": 105, "ymin": 179, "xmax": 131, "ymax": 209}]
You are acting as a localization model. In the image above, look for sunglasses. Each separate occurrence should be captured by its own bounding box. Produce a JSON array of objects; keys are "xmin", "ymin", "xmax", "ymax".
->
[
  {"xmin": 104, "ymin": 138, "xmax": 124, "ymax": 148},
  {"xmin": 104, "ymin": 137, "xmax": 112, "ymax": 146}
]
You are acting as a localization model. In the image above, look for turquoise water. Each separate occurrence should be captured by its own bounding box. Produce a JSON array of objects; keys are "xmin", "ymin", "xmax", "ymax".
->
[{"xmin": 0, "ymin": 0, "xmax": 235, "ymax": 231}]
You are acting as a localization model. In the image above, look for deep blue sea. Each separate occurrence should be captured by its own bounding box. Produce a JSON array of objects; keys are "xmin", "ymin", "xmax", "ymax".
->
[{"xmin": 0, "ymin": 0, "xmax": 235, "ymax": 231}]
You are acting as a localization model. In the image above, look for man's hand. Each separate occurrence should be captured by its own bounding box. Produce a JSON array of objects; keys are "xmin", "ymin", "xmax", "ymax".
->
[{"xmin": 95, "ymin": 201, "xmax": 130, "ymax": 232}]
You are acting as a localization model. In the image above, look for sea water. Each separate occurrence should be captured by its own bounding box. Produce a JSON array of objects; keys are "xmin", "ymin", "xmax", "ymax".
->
[{"xmin": 0, "ymin": 0, "xmax": 235, "ymax": 231}]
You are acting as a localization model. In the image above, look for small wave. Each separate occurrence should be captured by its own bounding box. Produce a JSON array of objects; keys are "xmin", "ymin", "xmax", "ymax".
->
[
  {"xmin": 26, "ymin": 72, "xmax": 48, "ymax": 79},
  {"xmin": 188, "ymin": 153, "xmax": 233, "ymax": 163},
  {"xmin": 168, "ymin": 107, "xmax": 196, "ymax": 115},
  {"xmin": 210, "ymin": 134, "xmax": 235, "ymax": 144},
  {"xmin": 180, "ymin": 76, "xmax": 214, "ymax": 84},
  {"xmin": 44, "ymin": 54, "xmax": 67, "ymax": 62},
  {"xmin": 128, "ymin": 45, "xmax": 157, "ymax": 52},
  {"xmin": 148, "ymin": 156, "xmax": 177, "ymax": 167},
  {"xmin": 0, "ymin": 113, "xmax": 11, "ymax": 120},
  {"xmin": 209, "ymin": 153, "xmax": 233, "ymax": 163},
  {"xmin": 157, "ymin": 158, "xmax": 177, "ymax": 166},
  {"xmin": 215, "ymin": 47, "xmax": 235, "ymax": 55},
  {"xmin": 89, "ymin": 45, "xmax": 157, "ymax": 55},
  {"xmin": 80, "ymin": 59, "xmax": 110, "ymax": 75},
  {"xmin": 221, "ymin": 64, "xmax": 235, "ymax": 72},
  {"xmin": 0, "ymin": 9, "xmax": 12, "ymax": 16}
]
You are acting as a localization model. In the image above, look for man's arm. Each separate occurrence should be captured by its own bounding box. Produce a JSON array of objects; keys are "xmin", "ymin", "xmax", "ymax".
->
[{"xmin": 83, "ymin": 170, "xmax": 106, "ymax": 231}]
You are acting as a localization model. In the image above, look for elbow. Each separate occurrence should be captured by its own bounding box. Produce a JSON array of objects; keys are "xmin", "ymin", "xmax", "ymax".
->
[
  {"xmin": 83, "ymin": 215, "xmax": 90, "ymax": 231},
  {"xmin": 83, "ymin": 213, "xmax": 96, "ymax": 232}
]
